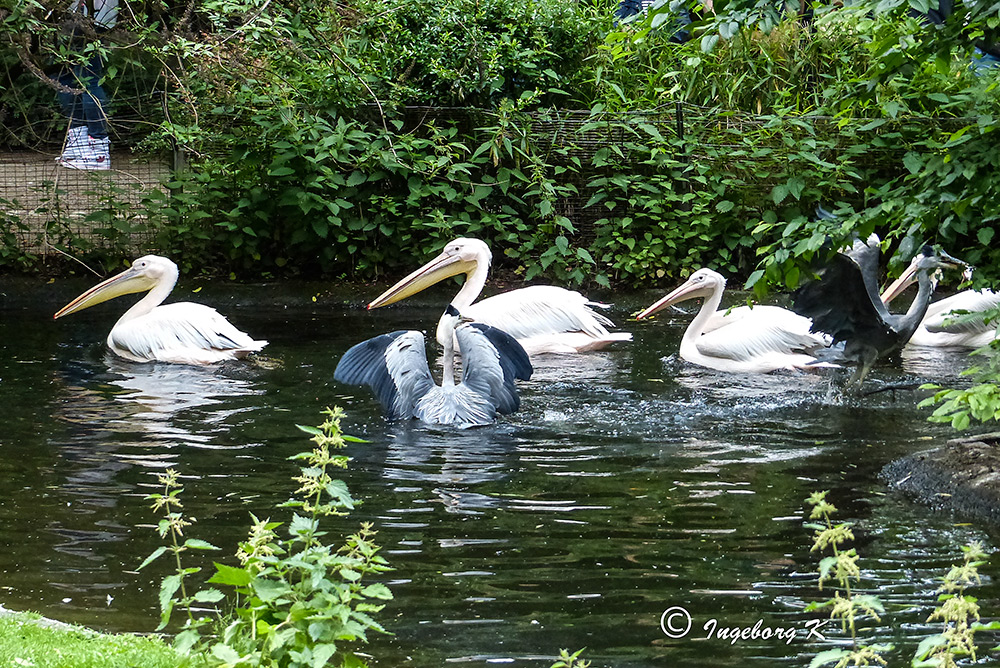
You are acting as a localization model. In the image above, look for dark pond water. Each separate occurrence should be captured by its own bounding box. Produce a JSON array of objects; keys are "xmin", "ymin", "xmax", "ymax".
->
[{"xmin": 0, "ymin": 275, "xmax": 997, "ymax": 667}]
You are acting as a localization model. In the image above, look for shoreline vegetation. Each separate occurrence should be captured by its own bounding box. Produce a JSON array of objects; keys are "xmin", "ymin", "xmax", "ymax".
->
[{"xmin": 0, "ymin": 608, "xmax": 180, "ymax": 668}]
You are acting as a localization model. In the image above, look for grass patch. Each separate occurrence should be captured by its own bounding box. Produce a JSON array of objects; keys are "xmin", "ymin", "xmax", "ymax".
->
[{"xmin": 0, "ymin": 611, "xmax": 180, "ymax": 668}]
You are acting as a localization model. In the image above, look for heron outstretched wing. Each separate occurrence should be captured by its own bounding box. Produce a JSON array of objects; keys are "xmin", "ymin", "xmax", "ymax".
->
[
  {"xmin": 794, "ymin": 253, "xmax": 893, "ymax": 344},
  {"xmin": 456, "ymin": 323, "xmax": 532, "ymax": 415},
  {"xmin": 334, "ymin": 330, "xmax": 435, "ymax": 419}
]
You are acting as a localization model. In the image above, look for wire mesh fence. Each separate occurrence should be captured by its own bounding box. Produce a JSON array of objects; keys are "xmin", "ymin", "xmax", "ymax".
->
[{"xmin": 0, "ymin": 149, "xmax": 169, "ymax": 257}]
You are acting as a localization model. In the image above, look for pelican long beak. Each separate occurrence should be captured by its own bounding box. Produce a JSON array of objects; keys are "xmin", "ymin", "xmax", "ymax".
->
[
  {"xmin": 636, "ymin": 278, "xmax": 711, "ymax": 320},
  {"xmin": 54, "ymin": 265, "xmax": 155, "ymax": 319},
  {"xmin": 880, "ymin": 261, "xmax": 919, "ymax": 306},
  {"xmin": 367, "ymin": 251, "xmax": 477, "ymax": 309}
]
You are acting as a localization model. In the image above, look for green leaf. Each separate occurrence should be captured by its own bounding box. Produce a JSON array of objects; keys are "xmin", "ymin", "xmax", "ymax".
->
[
  {"xmin": 193, "ymin": 588, "xmax": 226, "ymax": 603},
  {"xmin": 771, "ymin": 183, "xmax": 789, "ymax": 205},
  {"xmin": 912, "ymin": 633, "xmax": 947, "ymax": 664},
  {"xmin": 360, "ymin": 583, "xmax": 394, "ymax": 600},
  {"xmin": 809, "ymin": 648, "xmax": 851, "ymax": 668},
  {"xmin": 555, "ymin": 236, "xmax": 569, "ymax": 253},
  {"xmin": 903, "ymin": 152, "xmax": 923, "ymax": 174},
  {"xmin": 210, "ymin": 643, "xmax": 243, "ymax": 663},
  {"xmin": 184, "ymin": 538, "xmax": 221, "ymax": 551},
  {"xmin": 252, "ymin": 578, "xmax": 293, "ymax": 602},
  {"xmin": 138, "ymin": 546, "xmax": 168, "ymax": 571},
  {"xmin": 208, "ymin": 562, "xmax": 253, "ymax": 587}
]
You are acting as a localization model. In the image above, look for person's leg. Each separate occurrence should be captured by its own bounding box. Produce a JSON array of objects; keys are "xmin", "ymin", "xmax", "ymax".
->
[{"xmin": 77, "ymin": 53, "xmax": 110, "ymax": 140}]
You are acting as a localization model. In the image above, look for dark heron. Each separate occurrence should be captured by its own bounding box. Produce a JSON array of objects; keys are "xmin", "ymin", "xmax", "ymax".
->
[
  {"xmin": 882, "ymin": 256, "xmax": 998, "ymax": 349},
  {"xmin": 793, "ymin": 244, "xmax": 967, "ymax": 385},
  {"xmin": 333, "ymin": 305, "xmax": 532, "ymax": 428}
]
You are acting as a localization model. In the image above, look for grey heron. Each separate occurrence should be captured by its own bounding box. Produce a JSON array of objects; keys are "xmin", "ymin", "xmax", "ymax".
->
[
  {"xmin": 334, "ymin": 305, "xmax": 532, "ymax": 427},
  {"xmin": 54, "ymin": 255, "xmax": 267, "ymax": 365},
  {"xmin": 881, "ymin": 257, "xmax": 999, "ymax": 348},
  {"xmin": 793, "ymin": 245, "xmax": 967, "ymax": 384},
  {"xmin": 366, "ymin": 237, "xmax": 631, "ymax": 355},
  {"xmin": 636, "ymin": 268, "xmax": 833, "ymax": 373}
]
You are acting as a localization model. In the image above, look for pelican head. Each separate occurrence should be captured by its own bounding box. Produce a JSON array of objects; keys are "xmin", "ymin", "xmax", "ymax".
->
[
  {"xmin": 368, "ymin": 238, "xmax": 491, "ymax": 309},
  {"xmin": 636, "ymin": 268, "xmax": 725, "ymax": 319},
  {"xmin": 881, "ymin": 246, "xmax": 969, "ymax": 304},
  {"xmin": 54, "ymin": 255, "xmax": 179, "ymax": 319}
]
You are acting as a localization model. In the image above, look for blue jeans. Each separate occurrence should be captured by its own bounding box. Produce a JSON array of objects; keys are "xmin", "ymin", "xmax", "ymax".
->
[
  {"xmin": 55, "ymin": 51, "xmax": 110, "ymax": 140},
  {"xmin": 971, "ymin": 47, "xmax": 1000, "ymax": 74}
]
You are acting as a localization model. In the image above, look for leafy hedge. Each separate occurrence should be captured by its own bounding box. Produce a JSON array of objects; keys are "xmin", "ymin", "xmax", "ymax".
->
[{"xmin": 2, "ymin": 0, "xmax": 999, "ymax": 293}]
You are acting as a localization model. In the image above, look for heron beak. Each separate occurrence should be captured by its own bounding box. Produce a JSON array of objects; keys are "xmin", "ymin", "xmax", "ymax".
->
[
  {"xmin": 881, "ymin": 250, "xmax": 971, "ymax": 305},
  {"xmin": 936, "ymin": 249, "xmax": 969, "ymax": 271},
  {"xmin": 367, "ymin": 251, "xmax": 477, "ymax": 309},
  {"xmin": 636, "ymin": 277, "xmax": 710, "ymax": 320},
  {"xmin": 54, "ymin": 265, "xmax": 155, "ymax": 319}
]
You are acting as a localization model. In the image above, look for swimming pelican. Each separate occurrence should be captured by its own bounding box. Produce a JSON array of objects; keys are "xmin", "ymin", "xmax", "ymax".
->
[
  {"xmin": 366, "ymin": 238, "xmax": 631, "ymax": 355},
  {"xmin": 881, "ymin": 256, "xmax": 999, "ymax": 348},
  {"xmin": 636, "ymin": 268, "xmax": 832, "ymax": 373},
  {"xmin": 54, "ymin": 255, "xmax": 267, "ymax": 365},
  {"xmin": 334, "ymin": 305, "xmax": 532, "ymax": 427},
  {"xmin": 794, "ymin": 245, "xmax": 966, "ymax": 384}
]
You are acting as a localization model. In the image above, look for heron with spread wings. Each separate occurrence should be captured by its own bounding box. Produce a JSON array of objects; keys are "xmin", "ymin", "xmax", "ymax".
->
[{"xmin": 334, "ymin": 305, "xmax": 532, "ymax": 427}]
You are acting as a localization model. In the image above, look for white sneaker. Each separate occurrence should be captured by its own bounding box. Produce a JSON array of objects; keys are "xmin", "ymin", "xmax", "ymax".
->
[
  {"xmin": 59, "ymin": 136, "xmax": 111, "ymax": 171},
  {"xmin": 57, "ymin": 126, "xmax": 91, "ymax": 162}
]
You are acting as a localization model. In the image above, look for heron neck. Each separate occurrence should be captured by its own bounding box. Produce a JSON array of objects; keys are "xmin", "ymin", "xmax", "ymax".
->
[
  {"xmin": 442, "ymin": 331, "xmax": 456, "ymax": 387},
  {"xmin": 901, "ymin": 269, "xmax": 937, "ymax": 338},
  {"xmin": 120, "ymin": 268, "xmax": 177, "ymax": 324}
]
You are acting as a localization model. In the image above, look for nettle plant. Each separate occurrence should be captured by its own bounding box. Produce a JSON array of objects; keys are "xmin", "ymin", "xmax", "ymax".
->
[
  {"xmin": 914, "ymin": 542, "xmax": 999, "ymax": 668},
  {"xmin": 804, "ymin": 491, "xmax": 891, "ymax": 668},
  {"xmin": 140, "ymin": 407, "xmax": 392, "ymax": 668}
]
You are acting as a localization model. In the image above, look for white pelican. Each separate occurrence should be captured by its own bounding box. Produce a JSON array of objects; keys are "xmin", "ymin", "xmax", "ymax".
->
[
  {"xmin": 794, "ymin": 246, "xmax": 966, "ymax": 383},
  {"xmin": 637, "ymin": 268, "xmax": 832, "ymax": 373},
  {"xmin": 366, "ymin": 238, "xmax": 631, "ymax": 355},
  {"xmin": 881, "ymin": 256, "xmax": 998, "ymax": 348},
  {"xmin": 334, "ymin": 305, "xmax": 532, "ymax": 427},
  {"xmin": 54, "ymin": 255, "xmax": 267, "ymax": 365}
]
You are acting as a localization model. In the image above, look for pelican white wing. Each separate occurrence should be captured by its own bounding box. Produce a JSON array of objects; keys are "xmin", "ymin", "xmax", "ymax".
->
[
  {"xmin": 367, "ymin": 237, "xmax": 631, "ymax": 354},
  {"xmin": 923, "ymin": 290, "xmax": 1000, "ymax": 333},
  {"xmin": 695, "ymin": 311, "xmax": 828, "ymax": 363},
  {"xmin": 465, "ymin": 286, "xmax": 631, "ymax": 354},
  {"xmin": 110, "ymin": 303, "xmax": 267, "ymax": 365}
]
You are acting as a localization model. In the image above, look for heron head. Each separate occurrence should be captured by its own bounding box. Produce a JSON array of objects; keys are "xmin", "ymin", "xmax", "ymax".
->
[
  {"xmin": 54, "ymin": 255, "xmax": 177, "ymax": 319},
  {"xmin": 636, "ymin": 268, "xmax": 725, "ymax": 320},
  {"xmin": 368, "ymin": 238, "xmax": 490, "ymax": 309},
  {"xmin": 881, "ymin": 245, "xmax": 970, "ymax": 304}
]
